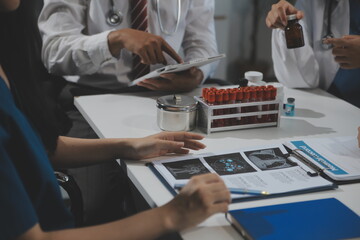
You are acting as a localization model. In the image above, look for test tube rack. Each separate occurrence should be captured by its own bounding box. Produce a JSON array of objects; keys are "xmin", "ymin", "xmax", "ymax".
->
[{"xmin": 195, "ymin": 95, "xmax": 282, "ymax": 134}]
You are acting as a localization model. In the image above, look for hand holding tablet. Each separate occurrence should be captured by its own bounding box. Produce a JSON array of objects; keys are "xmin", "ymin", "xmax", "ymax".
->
[{"xmin": 129, "ymin": 54, "xmax": 226, "ymax": 86}]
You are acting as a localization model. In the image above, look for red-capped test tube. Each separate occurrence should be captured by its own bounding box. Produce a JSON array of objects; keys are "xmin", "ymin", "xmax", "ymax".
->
[
  {"xmin": 257, "ymin": 87, "xmax": 265, "ymax": 123},
  {"xmin": 242, "ymin": 88, "xmax": 250, "ymax": 125},
  {"xmin": 202, "ymin": 88, "xmax": 209, "ymax": 102},
  {"xmin": 208, "ymin": 91, "xmax": 216, "ymax": 128},
  {"xmin": 229, "ymin": 90, "xmax": 237, "ymax": 125},
  {"xmin": 236, "ymin": 88, "xmax": 244, "ymax": 125}
]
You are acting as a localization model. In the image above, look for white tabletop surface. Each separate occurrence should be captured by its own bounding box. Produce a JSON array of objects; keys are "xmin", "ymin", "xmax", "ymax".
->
[{"xmin": 74, "ymin": 85, "xmax": 360, "ymax": 240}]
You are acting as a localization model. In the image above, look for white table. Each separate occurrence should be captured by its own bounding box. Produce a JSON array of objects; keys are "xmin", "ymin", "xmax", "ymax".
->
[{"xmin": 75, "ymin": 86, "xmax": 360, "ymax": 240}]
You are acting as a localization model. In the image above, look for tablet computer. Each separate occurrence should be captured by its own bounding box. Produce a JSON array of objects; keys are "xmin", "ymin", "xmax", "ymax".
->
[{"xmin": 129, "ymin": 54, "xmax": 226, "ymax": 86}]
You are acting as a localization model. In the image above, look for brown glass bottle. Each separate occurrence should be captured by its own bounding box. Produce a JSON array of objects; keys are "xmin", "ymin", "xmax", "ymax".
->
[{"xmin": 285, "ymin": 14, "xmax": 304, "ymax": 49}]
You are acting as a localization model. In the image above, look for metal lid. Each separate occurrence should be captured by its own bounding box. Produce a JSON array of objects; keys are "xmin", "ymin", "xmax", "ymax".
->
[
  {"xmin": 287, "ymin": 97, "xmax": 295, "ymax": 103},
  {"xmin": 157, "ymin": 95, "xmax": 197, "ymax": 112},
  {"xmin": 287, "ymin": 14, "xmax": 297, "ymax": 21}
]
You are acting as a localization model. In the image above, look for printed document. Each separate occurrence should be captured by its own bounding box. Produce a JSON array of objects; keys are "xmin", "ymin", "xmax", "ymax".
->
[{"xmin": 151, "ymin": 144, "xmax": 335, "ymax": 200}]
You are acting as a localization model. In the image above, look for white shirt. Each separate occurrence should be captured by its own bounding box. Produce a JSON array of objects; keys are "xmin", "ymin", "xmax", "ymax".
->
[
  {"xmin": 38, "ymin": 0, "xmax": 218, "ymax": 89},
  {"xmin": 271, "ymin": 0, "xmax": 349, "ymax": 90}
]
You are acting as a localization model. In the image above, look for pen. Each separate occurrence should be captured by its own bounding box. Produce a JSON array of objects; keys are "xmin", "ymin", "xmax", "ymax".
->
[{"xmin": 173, "ymin": 183, "xmax": 270, "ymax": 196}]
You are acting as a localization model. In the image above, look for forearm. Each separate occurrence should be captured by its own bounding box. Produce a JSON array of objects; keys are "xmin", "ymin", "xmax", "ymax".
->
[
  {"xmin": 19, "ymin": 207, "xmax": 174, "ymax": 240},
  {"xmin": 51, "ymin": 136, "xmax": 131, "ymax": 168}
]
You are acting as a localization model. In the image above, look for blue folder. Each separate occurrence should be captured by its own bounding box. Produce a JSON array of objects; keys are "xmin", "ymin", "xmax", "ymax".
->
[{"xmin": 227, "ymin": 198, "xmax": 360, "ymax": 240}]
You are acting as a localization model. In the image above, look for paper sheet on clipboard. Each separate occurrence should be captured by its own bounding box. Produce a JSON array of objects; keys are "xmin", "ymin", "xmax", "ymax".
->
[
  {"xmin": 284, "ymin": 136, "xmax": 360, "ymax": 181},
  {"xmin": 149, "ymin": 143, "xmax": 335, "ymax": 201},
  {"xmin": 129, "ymin": 54, "xmax": 226, "ymax": 86}
]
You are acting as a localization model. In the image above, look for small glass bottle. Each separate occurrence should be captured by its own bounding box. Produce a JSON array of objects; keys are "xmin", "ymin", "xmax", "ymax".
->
[
  {"xmin": 285, "ymin": 97, "xmax": 295, "ymax": 116},
  {"xmin": 285, "ymin": 14, "xmax": 304, "ymax": 49}
]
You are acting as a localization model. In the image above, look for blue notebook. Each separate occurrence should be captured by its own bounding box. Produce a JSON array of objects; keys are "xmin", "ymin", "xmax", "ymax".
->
[{"xmin": 227, "ymin": 198, "xmax": 360, "ymax": 240}]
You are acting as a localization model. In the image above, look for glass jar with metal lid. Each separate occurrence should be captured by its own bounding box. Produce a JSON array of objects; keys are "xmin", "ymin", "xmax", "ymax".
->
[{"xmin": 156, "ymin": 95, "xmax": 198, "ymax": 131}]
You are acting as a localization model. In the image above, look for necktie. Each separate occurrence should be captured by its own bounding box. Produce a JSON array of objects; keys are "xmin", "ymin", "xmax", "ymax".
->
[
  {"xmin": 327, "ymin": 0, "xmax": 360, "ymax": 108},
  {"xmin": 129, "ymin": 0, "xmax": 150, "ymax": 80}
]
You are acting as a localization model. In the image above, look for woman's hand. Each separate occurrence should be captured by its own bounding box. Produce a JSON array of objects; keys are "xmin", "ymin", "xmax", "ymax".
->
[
  {"xmin": 159, "ymin": 173, "xmax": 231, "ymax": 231},
  {"xmin": 121, "ymin": 131, "xmax": 206, "ymax": 160}
]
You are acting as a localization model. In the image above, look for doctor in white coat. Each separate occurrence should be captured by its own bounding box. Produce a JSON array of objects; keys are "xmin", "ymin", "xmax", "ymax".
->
[
  {"xmin": 38, "ymin": 0, "xmax": 218, "ymax": 92},
  {"xmin": 266, "ymin": 0, "xmax": 360, "ymax": 108}
]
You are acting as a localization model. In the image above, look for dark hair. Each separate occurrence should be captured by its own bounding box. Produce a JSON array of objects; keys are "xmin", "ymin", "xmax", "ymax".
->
[{"xmin": 0, "ymin": 0, "xmax": 70, "ymax": 154}]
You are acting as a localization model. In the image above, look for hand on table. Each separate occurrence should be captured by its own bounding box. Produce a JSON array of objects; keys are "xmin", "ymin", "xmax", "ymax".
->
[
  {"xmin": 265, "ymin": 0, "xmax": 304, "ymax": 29},
  {"xmin": 160, "ymin": 173, "xmax": 231, "ymax": 231},
  {"xmin": 108, "ymin": 28, "xmax": 183, "ymax": 65},
  {"xmin": 122, "ymin": 131, "xmax": 206, "ymax": 160},
  {"xmin": 323, "ymin": 35, "xmax": 360, "ymax": 69},
  {"xmin": 137, "ymin": 67, "xmax": 204, "ymax": 92}
]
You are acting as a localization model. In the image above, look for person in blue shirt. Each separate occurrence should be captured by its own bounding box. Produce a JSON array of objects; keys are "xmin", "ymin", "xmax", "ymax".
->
[
  {"xmin": 0, "ymin": 1, "xmax": 231, "ymax": 239},
  {"xmin": 0, "ymin": 0, "xmax": 215, "ymax": 225}
]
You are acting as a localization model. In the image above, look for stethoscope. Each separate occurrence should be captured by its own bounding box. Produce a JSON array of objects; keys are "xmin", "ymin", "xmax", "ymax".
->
[
  {"xmin": 107, "ymin": 0, "xmax": 123, "ymax": 26},
  {"xmin": 106, "ymin": 0, "xmax": 181, "ymax": 36},
  {"xmin": 321, "ymin": 0, "xmax": 335, "ymax": 50}
]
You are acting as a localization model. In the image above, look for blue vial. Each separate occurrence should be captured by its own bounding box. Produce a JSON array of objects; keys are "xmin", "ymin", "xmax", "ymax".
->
[{"xmin": 285, "ymin": 97, "xmax": 295, "ymax": 116}]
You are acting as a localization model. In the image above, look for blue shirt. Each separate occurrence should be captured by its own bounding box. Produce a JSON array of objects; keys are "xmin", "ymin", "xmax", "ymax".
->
[
  {"xmin": 328, "ymin": 0, "xmax": 360, "ymax": 108},
  {"xmin": 0, "ymin": 77, "xmax": 73, "ymax": 240}
]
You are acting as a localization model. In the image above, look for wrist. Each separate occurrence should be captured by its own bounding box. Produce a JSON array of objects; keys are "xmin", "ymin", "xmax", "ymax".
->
[
  {"xmin": 107, "ymin": 30, "xmax": 126, "ymax": 58},
  {"xmin": 158, "ymin": 203, "xmax": 180, "ymax": 232},
  {"xmin": 114, "ymin": 138, "xmax": 143, "ymax": 160}
]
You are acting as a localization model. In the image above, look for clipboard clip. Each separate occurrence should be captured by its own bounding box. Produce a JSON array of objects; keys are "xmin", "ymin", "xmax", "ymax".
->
[{"xmin": 283, "ymin": 145, "xmax": 324, "ymax": 177}]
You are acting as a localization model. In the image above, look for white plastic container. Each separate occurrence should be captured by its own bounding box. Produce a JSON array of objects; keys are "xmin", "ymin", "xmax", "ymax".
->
[{"xmin": 245, "ymin": 71, "xmax": 266, "ymax": 86}]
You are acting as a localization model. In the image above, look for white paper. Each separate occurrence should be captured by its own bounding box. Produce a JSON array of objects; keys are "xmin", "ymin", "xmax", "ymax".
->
[
  {"xmin": 152, "ymin": 144, "xmax": 334, "ymax": 200},
  {"xmin": 285, "ymin": 136, "xmax": 360, "ymax": 181}
]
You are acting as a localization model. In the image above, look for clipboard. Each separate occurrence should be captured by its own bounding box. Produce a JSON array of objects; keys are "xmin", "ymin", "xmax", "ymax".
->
[
  {"xmin": 147, "ymin": 159, "xmax": 336, "ymax": 203},
  {"xmin": 129, "ymin": 54, "xmax": 226, "ymax": 86},
  {"xmin": 146, "ymin": 143, "xmax": 337, "ymax": 203},
  {"xmin": 283, "ymin": 137, "xmax": 360, "ymax": 184}
]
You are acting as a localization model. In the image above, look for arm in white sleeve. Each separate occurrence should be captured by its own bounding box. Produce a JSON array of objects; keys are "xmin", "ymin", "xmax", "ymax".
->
[
  {"xmin": 271, "ymin": 27, "xmax": 320, "ymax": 88},
  {"xmin": 182, "ymin": 0, "xmax": 218, "ymax": 82},
  {"xmin": 38, "ymin": 0, "xmax": 116, "ymax": 75},
  {"xmin": 272, "ymin": 0, "xmax": 321, "ymax": 89}
]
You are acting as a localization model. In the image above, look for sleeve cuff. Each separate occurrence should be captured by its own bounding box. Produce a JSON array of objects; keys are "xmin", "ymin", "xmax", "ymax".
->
[
  {"xmin": 199, "ymin": 64, "xmax": 213, "ymax": 85},
  {"xmin": 85, "ymin": 30, "xmax": 118, "ymax": 66}
]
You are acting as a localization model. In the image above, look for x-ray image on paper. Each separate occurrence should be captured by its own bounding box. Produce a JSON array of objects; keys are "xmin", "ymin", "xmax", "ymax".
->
[
  {"xmin": 163, "ymin": 158, "xmax": 210, "ymax": 180},
  {"xmin": 245, "ymin": 148, "xmax": 296, "ymax": 171},
  {"xmin": 204, "ymin": 153, "xmax": 256, "ymax": 176}
]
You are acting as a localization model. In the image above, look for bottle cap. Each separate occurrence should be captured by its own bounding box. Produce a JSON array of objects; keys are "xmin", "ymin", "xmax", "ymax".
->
[
  {"xmin": 287, "ymin": 14, "xmax": 297, "ymax": 21},
  {"xmin": 244, "ymin": 71, "xmax": 263, "ymax": 83},
  {"xmin": 287, "ymin": 97, "xmax": 295, "ymax": 103}
]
